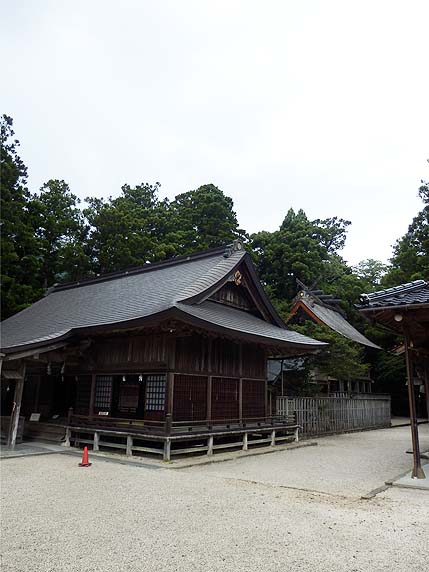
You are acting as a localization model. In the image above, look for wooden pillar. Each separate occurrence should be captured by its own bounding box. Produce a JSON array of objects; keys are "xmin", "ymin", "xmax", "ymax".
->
[
  {"xmin": 166, "ymin": 333, "xmax": 176, "ymax": 418},
  {"xmin": 207, "ymin": 376, "xmax": 212, "ymax": 423},
  {"xmin": 166, "ymin": 373, "xmax": 174, "ymax": 416},
  {"xmin": 89, "ymin": 374, "xmax": 96, "ymax": 416},
  {"xmin": 238, "ymin": 342, "xmax": 243, "ymax": 423},
  {"xmin": 207, "ymin": 338, "xmax": 213, "ymax": 423},
  {"xmin": 238, "ymin": 378, "xmax": 243, "ymax": 423},
  {"xmin": 404, "ymin": 333, "xmax": 425, "ymax": 479},
  {"xmin": 424, "ymin": 359, "xmax": 429, "ymax": 422},
  {"xmin": 264, "ymin": 348, "xmax": 268, "ymax": 419},
  {"xmin": 7, "ymin": 361, "xmax": 26, "ymax": 450}
]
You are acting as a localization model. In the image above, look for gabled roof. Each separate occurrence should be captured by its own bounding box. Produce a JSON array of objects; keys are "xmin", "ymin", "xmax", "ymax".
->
[
  {"xmin": 0, "ymin": 241, "xmax": 326, "ymax": 355},
  {"xmin": 358, "ymin": 280, "xmax": 429, "ymax": 308},
  {"xmin": 289, "ymin": 290, "xmax": 380, "ymax": 349}
]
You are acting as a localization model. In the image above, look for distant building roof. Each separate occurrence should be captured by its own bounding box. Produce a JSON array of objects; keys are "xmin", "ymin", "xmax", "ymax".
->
[
  {"xmin": 358, "ymin": 280, "xmax": 429, "ymax": 309},
  {"xmin": 1, "ymin": 242, "xmax": 327, "ymax": 355},
  {"xmin": 289, "ymin": 287, "xmax": 380, "ymax": 349}
]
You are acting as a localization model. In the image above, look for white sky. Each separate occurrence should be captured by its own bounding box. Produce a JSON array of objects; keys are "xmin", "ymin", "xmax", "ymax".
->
[{"xmin": 1, "ymin": 0, "xmax": 428, "ymax": 265}]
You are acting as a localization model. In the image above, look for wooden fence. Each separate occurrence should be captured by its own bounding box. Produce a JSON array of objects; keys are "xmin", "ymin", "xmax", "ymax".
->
[{"xmin": 276, "ymin": 395, "xmax": 391, "ymax": 437}]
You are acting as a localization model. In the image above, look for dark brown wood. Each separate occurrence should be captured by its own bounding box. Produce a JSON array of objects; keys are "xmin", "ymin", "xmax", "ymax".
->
[
  {"xmin": 207, "ymin": 376, "xmax": 212, "ymax": 422},
  {"xmin": 17, "ymin": 321, "xmax": 270, "ymax": 437},
  {"xmin": 404, "ymin": 333, "xmax": 425, "ymax": 479},
  {"xmin": 7, "ymin": 361, "xmax": 26, "ymax": 450},
  {"xmin": 166, "ymin": 372, "xmax": 174, "ymax": 416},
  {"xmin": 424, "ymin": 359, "xmax": 429, "ymax": 422},
  {"xmin": 89, "ymin": 373, "xmax": 96, "ymax": 416}
]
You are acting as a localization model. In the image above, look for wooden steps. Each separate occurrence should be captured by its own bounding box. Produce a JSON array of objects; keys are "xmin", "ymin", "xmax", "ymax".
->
[{"xmin": 24, "ymin": 422, "xmax": 66, "ymax": 444}]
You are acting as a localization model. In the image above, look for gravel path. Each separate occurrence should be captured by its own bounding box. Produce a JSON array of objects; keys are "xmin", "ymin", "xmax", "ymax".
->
[
  {"xmin": 185, "ymin": 425, "xmax": 429, "ymax": 497},
  {"xmin": 1, "ymin": 427, "xmax": 428, "ymax": 572}
]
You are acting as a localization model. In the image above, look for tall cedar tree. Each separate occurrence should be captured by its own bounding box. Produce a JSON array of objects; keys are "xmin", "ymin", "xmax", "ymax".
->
[
  {"xmin": 84, "ymin": 182, "xmax": 173, "ymax": 274},
  {"xmin": 169, "ymin": 184, "xmax": 247, "ymax": 253},
  {"xmin": 383, "ymin": 180, "xmax": 429, "ymax": 286},
  {"xmin": 251, "ymin": 209, "xmax": 352, "ymax": 314},
  {"xmin": 30, "ymin": 180, "xmax": 90, "ymax": 287},
  {"xmin": 0, "ymin": 115, "xmax": 42, "ymax": 318}
]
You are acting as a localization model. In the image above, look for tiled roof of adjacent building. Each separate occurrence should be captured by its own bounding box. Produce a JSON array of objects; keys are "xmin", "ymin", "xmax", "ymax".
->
[
  {"xmin": 358, "ymin": 280, "xmax": 429, "ymax": 308},
  {"xmin": 289, "ymin": 284, "xmax": 380, "ymax": 349},
  {"xmin": 0, "ymin": 242, "xmax": 326, "ymax": 354}
]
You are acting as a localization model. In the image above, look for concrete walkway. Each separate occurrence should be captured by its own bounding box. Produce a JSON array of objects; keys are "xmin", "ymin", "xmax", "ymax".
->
[{"xmin": 0, "ymin": 441, "xmax": 67, "ymax": 459}]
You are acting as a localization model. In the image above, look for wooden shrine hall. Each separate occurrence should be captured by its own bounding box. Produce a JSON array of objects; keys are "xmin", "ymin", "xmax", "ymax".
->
[{"xmin": 0, "ymin": 241, "xmax": 325, "ymax": 459}]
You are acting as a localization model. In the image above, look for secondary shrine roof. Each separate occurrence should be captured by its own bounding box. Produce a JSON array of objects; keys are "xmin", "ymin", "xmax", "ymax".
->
[{"xmin": 289, "ymin": 289, "xmax": 380, "ymax": 349}]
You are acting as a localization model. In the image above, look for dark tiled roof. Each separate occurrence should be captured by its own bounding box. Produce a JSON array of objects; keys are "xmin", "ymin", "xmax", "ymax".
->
[
  {"xmin": 177, "ymin": 301, "xmax": 325, "ymax": 348},
  {"xmin": 0, "ymin": 243, "xmax": 325, "ymax": 353},
  {"xmin": 358, "ymin": 280, "xmax": 429, "ymax": 308},
  {"xmin": 298, "ymin": 295, "xmax": 380, "ymax": 349}
]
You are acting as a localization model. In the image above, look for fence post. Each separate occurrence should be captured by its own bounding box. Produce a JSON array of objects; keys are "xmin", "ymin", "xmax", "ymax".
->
[
  {"xmin": 63, "ymin": 427, "xmax": 71, "ymax": 447},
  {"xmin": 163, "ymin": 438, "xmax": 171, "ymax": 462},
  {"xmin": 270, "ymin": 429, "xmax": 276, "ymax": 447},
  {"xmin": 126, "ymin": 435, "xmax": 133, "ymax": 457},
  {"xmin": 93, "ymin": 431, "xmax": 99, "ymax": 451},
  {"xmin": 165, "ymin": 413, "xmax": 172, "ymax": 436},
  {"xmin": 207, "ymin": 435, "xmax": 214, "ymax": 456},
  {"xmin": 242, "ymin": 432, "xmax": 248, "ymax": 451}
]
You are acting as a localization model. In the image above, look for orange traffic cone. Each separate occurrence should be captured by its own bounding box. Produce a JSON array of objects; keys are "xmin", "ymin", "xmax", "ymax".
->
[{"xmin": 79, "ymin": 446, "xmax": 92, "ymax": 467}]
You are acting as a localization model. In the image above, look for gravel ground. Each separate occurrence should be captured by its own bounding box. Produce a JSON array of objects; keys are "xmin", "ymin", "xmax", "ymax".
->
[
  {"xmin": 186, "ymin": 425, "xmax": 429, "ymax": 497},
  {"xmin": 1, "ymin": 426, "xmax": 428, "ymax": 572}
]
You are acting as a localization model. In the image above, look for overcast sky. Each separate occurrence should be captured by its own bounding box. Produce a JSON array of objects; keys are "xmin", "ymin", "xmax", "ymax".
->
[{"xmin": 1, "ymin": 0, "xmax": 428, "ymax": 265}]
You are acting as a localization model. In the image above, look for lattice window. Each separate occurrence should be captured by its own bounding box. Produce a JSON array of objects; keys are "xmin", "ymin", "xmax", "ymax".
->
[
  {"xmin": 95, "ymin": 375, "xmax": 113, "ymax": 411},
  {"xmin": 145, "ymin": 375, "xmax": 166, "ymax": 411}
]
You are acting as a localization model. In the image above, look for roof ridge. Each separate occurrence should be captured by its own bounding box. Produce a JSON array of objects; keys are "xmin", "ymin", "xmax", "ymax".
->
[
  {"xmin": 175, "ymin": 249, "xmax": 246, "ymax": 303},
  {"xmin": 49, "ymin": 244, "xmax": 233, "ymax": 293},
  {"xmin": 363, "ymin": 279, "xmax": 427, "ymax": 301},
  {"xmin": 298, "ymin": 289, "xmax": 346, "ymax": 317}
]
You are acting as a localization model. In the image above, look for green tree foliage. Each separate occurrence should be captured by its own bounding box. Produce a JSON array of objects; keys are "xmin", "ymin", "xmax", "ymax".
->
[
  {"xmin": 84, "ymin": 182, "xmax": 173, "ymax": 274},
  {"xmin": 30, "ymin": 180, "xmax": 90, "ymax": 287},
  {"xmin": 0, "ymin": 115, "xmax": 42, "ymax": 318},
  {"xmin": 383, "ymin": 180, "xmax": 429, "ymax": 286},
  {"xmin": 169, "ymin": 184, "xmax": 247, "ymax": 253},
  {"xmin": 84, "ymin": 183, "xmax": 247, "ymax": 274},
  {"xmin": 291, "ymin": 322, "xmax": 370, "ymax": 383},
  {"xmin": 352, "ymin": 259, "xmax": 388, "ymax": 292},
  {"xmin": 251, "ymin": 209, "xmax": 351, "ymax": 309}
]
